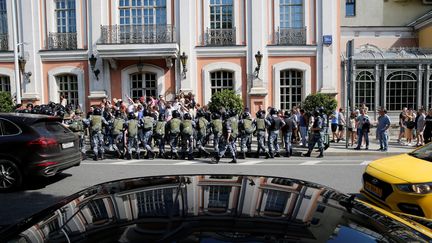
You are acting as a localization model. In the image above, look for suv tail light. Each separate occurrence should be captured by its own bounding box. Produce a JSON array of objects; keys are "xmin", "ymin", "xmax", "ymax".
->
[{"xmin": 28, "ymin": 137, "xmax": 58, "ymax": 147}]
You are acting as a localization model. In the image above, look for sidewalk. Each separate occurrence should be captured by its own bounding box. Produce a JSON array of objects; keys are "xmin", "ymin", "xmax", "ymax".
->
[{"xmin": 294, "ymin": 138, "xmax": 415, "ymax": 157}]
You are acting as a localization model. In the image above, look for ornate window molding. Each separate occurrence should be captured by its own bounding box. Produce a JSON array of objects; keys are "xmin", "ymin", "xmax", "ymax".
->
[
  {"xmin": 121, "ymin": 64, "xmax": 165, "ymax": 102},
  {"xmin": 48, "ymin": 66, "xmax": 85, "ymax": 108},
  {"xmin": 0, "ymin": 67, "xmax": 16, "ymax": 98}
]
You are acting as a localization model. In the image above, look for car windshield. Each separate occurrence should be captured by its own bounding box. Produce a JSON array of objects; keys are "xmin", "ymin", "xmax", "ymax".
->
[
  {"xmin": 409, "ymin": 143, "xmax": 432, "ymax": 161},
  {"xmin": 32, "ymin": 121, "xmax": 71, "ymax": 136}
]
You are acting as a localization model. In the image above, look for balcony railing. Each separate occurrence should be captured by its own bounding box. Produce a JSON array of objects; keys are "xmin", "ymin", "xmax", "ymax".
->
[
  {"xmin": 100, "ymin": 24, "xmax": 176, "ymax": 44},
  {"xmin": 0, "ymin": 33, "xmax": 8, "ymax": 51},
  {"xmin": 276, "ymin": 27, "xmax": 306, "ymax": 45},
  {"xmin": 204, "ymin": 28, "xmax": 236, "ymax": 46},
  {"xmin": 48, "ymin": 32, "xmax": 78, "ymax": 50}
]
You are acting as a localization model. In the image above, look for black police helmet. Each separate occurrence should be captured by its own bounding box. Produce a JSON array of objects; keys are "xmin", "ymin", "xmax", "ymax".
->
[
  {"xmin": 93, "ymin": 107, "xmax": 102, "ymax": 116},
  {"xmin": 172, "ymin": 110, "xmax": 180, "ymax": 118},
  {"xmin": 270, "ymin": 108, "xmax": 277, "ymax": 115},
  {"xmin": 242, "ymin": 112, "xmax": 250, "ymax": 119},
  {"xmin": 114, "ymin": 110, "xmax": 122, "ymax": 117},
  {"xmin": 284, "ymin": 110, "xmax": 290, "ymax": 117},
  {"xmin": 212, "ymin": 112, "xmax": 221, "ymax": 119},
  {"xmin": 158, "ymin": 113, "xmax": 165, "ymax": 121},
  {"xmin": 183, "ymin": 113, "xmax": 192, "ymax": 120},
  {"xmin": 128, "ymin": 112, "xmax": 136, "ymax": 119}
]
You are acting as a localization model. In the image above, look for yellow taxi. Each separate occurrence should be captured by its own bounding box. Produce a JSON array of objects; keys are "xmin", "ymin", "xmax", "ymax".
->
[{"xmin": 361, "ymin": 142, "xmax": 432, "ymax": 218}]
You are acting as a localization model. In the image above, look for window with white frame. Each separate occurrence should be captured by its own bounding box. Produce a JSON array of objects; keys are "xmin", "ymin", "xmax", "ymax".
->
[
  {"xmin": 280, "ymin": 0, "xmax": 303, "ymax": 28},
  {"xmin": 210, "ymin": 0, "xmax": 233, "ymax": 29},
  {"xmin": 355, "ymin": 70, "xmax": 375, "ymax": 111},
  {"xmin": 119, "ymin": 0, "xmax": 167, "ymax": 26},
  {"xmin": 57, "ymin": 74, "xmax": 78, "ymax": 106},
  {"xmin": 207, "ymin": 186, "xmax": 231, "ymax": 210},
  {"xmin": 263, "ymin": 189, "xmax": 290, "ymax": 214},
  {"xmin": 210, "ymin": 71, "xmax": 234, "ymax": 95},
  {"xmin": 280, "ymin": 69, "xmax": 302, "ymax": 110},
  {"xmin": 345, "ymin": 0, "xmax": 356, "ymax": 17},
  {"xmin": 0, "ymin": 0, "xmax": 7, "ymax": 34},
  {"xmin": 130, "ymin": 72, "xmax": 157, "ymax": 100},
  {"xmin": 136, "ymin": 188, "xmax": 178, "ymax": 217},
  {"xmin": 55, "ymin": 0, "xmax": 76, "ymax": 33},
  {"xmin": 386, "ymin": 70, "xmax": 417, "ymax": 111},
  {"xmin": 0, "ymin": 75, "xmax": 10, "ymax": 93}
]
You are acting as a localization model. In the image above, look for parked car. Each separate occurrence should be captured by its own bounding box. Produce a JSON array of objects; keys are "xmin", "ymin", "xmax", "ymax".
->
[
  {"xmin": 0, "ymin": 113, "xmax": 81, "ymax": 191},
  {"xmin": 1, "ymin": 174, "xmax": 432, "ymax": 242},
  {"xmin": 361, "ymin": 142, "xmax": 432, "ymax": 218}
]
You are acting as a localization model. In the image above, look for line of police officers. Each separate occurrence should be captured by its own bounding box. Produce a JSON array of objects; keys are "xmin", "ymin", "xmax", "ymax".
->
[{"xmin": 67, "ymin": 106, "xmax": 326, "ymax": 162}]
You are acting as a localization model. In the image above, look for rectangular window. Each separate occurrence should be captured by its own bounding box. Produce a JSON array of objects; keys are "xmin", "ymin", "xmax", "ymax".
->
[
  {"xmin": 280, "ymin": 70, "xmax": 302, "ymax": 110},
  {"xmin": 210, "ymin": 71, "xmax": 234, "ymax": 95},
  {"xmin": 208, "ymin": 186, "xmax": 231, "ymax": 210},
  {"xmin": 0, "ymin": 0, "xmax": 7, "ymax": 34},
  {"xmin": 345, "ymin": 0, "xmax": 355, "ymax": 17},
  {"xmin": 55, "ymin": 0, "xmax": 76, "ymax": 33},
  {"xmin": 280, "ymin": 0, "xmax": 303, "ymax": 28},
  {"xmin": 57, "ymin": 75, "xmax": 78, "ymax": 106},
  {"xmin": 0, "ymin": 75, "xmax": 10, "ymax": 92},
  {"xmin": 136, "ymin": 188, "xmax": 178, "ymax": 217},
  {"xmin": 210, "ymin": 0, "xmax": 233, "ymax": 29},
  {"xmin": 264, "ymin": 189, "xmax": 290, "ymax": 214},
  {"xmin": 119, "ymin": 0, "xmax": 166, "ymax": 26},
  {"xmin": 130, "ymin": 72, "xmax": 157, "ymax": 100}
]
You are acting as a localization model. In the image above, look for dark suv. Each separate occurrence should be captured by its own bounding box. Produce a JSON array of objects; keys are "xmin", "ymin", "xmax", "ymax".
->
[{"xmin": 0, "ymin": 113, "xmax": 81, "ymax": 191}]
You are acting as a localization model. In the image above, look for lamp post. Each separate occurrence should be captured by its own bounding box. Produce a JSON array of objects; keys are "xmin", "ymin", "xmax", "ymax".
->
[
  {"xmin": 254, "ymin": 51, "xmax": 263, "ymax": 78},
  {"xmin": 179, "ymin": 52, "xmax": 188, "ymax": 79},
  {"xmin": 89, "ymin": 54, "xmax": 100, "ymax": 80}
]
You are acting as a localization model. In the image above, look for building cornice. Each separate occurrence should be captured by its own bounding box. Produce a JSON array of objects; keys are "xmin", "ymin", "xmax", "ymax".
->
[
  {"xmin": 195, "ymin": 45, "xmax": 247, "ymax": 58},
  {"xmin": 96, "ymin": 43, "xmax": 179, "ymax": 59},
  {"xmin": 266, "ymin": 45, "xmax": 317, "ymax": 56},
  {"xmin": 0, "ymin": 51, "xmax": 14, "ymax": 62},
  {"xmin": 39, "ymin": 49, "xmax": 89, "ymax": 61}
]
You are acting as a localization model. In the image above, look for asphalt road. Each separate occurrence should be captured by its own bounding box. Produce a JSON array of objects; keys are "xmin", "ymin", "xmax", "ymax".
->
[{"xmin": 0, "ymin": 154, "xmax": 386, "ymax": 227}]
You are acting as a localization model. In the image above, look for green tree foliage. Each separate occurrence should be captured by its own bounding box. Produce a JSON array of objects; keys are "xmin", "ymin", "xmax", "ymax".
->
[
  {"xmin": 0, "ymin": 92, "xmax": 14, "ymax": 113},
  {"xmin": 302, "ymin": 93, "xmax": 337, "ymax": 115},
  {"xmin": 208, "ymin": 89, "xmax": 244, "ymax": 114}
]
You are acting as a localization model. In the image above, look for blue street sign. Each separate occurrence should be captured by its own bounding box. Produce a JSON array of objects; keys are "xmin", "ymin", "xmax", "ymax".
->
[{"xmin": 323, "ymin": 35, "xmax": 332, "ymax": 45}]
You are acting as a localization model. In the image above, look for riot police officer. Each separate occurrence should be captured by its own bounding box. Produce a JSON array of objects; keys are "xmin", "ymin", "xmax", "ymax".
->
[
  {"xmin": 180, "ymin": 113, "xmax": 195, "ymax": 160},
  {"xmin": 111, "ymin": 110, "xmax": 125, "ymax": 159},
  {"xmin": 195, "ymin": 109, "xmax": 211, "ymax": 158},
  {"xmin": 167, "ymin": 110, "xmax": 182, "ymax": 159},
  {"xmin": 210, "ymin": 112, "xmax": 223, "ymax": 158},
  {"xmin": 213, "ymin": 111, "xmax": 237, "ymax": 164},
  {"xmin": 228, "ymin": 110, "xmax": 239, "ymax": 157},
  {"xmin": 124, "ymin": 112, "xmax": 141, "ymax": 160},
  {"xmin": 254, "ymin": 110, "xmax": 271, "ymax": 159},
  {"xmin": 282, "ymin": 110, "xmax": 297, "ymax": 158},
  {"xmin": 303, "ymin": 110, "xmax": 324, "ymax": 158},
  {"xmin": 141, "ymin": 110, "xmax": 156, "ymax": 159},
  {"xmin": 154, "ymin": 113, "xmax": 167, "ymax": 158},
  {"xmin": 267, "ymin": 108, "xmax": 285, "ymax": 158},
  {"xmin": 68, "ymin": 108, "xmax": 86, "ymax": 159},
  {"xmin": 87, "ymin": 107, "xmax": 109, "ymax": 161},
  {"xmin": 239, "ymin": 112, "xmax": 255, "ymax": 159}
]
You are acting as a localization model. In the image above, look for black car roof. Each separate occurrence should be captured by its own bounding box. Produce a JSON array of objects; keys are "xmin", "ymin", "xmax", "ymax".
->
[{"xmin": 0, "ymin": 113, "xmax": 62, "ymax": 125}]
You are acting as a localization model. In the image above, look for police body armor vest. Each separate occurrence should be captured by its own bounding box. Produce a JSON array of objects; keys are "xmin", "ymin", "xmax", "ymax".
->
[
  {"xmin": 90, "ymin": 115, "xmax": 102, "ymax": 132},
  {"xmin": 198, "ymin": 117, "xmax": 208, "ymax": 134},
  {"xmin": 69, "ymin": 118, "xmax": 84, "ymax": 133},
  {"xmin": 155, "ymin": 121, "xmax": 166, "ymax": 136},
  {"xmin": 269, "ymin": 116, "xmax": 282, "ymax": 131},
  {"xmin": 229, "ymin": 117, "xmax": 238, "ymax": 137},
  {"xmin": 256, "ymin": 118, "xmax": 265, "ymax": 131},
  {"xmin": 143, "ymin": 117, "xmax": 154, "ymax": 131},
  {"xmin": 182, "ymin": 120, "xmax": 193, "ymax": 136},
  {"xmin": 169, "ymin": 118, "xmax": 181, "ymax": 134},
  {"xmin": 313, "ymin": 117, "xmax": 323, "ymax": 133},
  {"xmin": 211, "ymin": 119, "xmax": 222, "ymax": 134},
  {"xmin": 243, "ymin": 118, "xmax": 254, "ymax": 134},
  {"xmin": 128, "ymin": 120, "xmax": 139, "ymax": 137},
  {"xmin": 112, "ymin": 118, "xmax": 124, "ymax": 135}
]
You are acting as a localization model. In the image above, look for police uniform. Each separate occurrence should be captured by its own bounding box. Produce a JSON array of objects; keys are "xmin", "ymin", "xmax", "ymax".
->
[
  {"xmin": 228, "ymin": 113, "xmax": 239, "ymax": 156},
  {"xmin": 304, "ymin": 112, "xmax": 324, "ymax": 158},
  {"xmin": 267, "ymin": 109, "xmax": 285, "ymax": 158},
  {"xmin": 141, "ymin": 113, "xmax": 156, "ymax": 159},
  {"xmin": 180, "ymin": 114, "xmax": 195, "ymax": 160},
  {"xmin": 111, "ymin": 116, "xmax": 125, "ymax": 158},
  {"xmin": 125, "ymin": 114, "xmax": 140, "ymax": 160},
  {"xmin": 195, "ymin": 113, "xmax": 211, "ymax": 158},
  {"xmin": 154, "ymin": 116, "xmax": 167, "ymax": 158},
  {"xmin": 215, "ymin": 113, "xmax": 237, "ymax": 163},
  {"xmin": 167, "ymin": 111, "xmax": 182, "ymax": 159},
  {"xmin": 68, "ymin": 112, "xmax": 86, "ymax": 158},
  {"xmin": 210, "ymin": 114, "xmax": 223, "ymax": 158},
  {"xmin": 239, "ymin": 114, "xmax": 255, "ymax": 159},
  {"xmin": 88, "ymin": 110, "xmax": 109, "ymax": 160},
  {"xmin": 254, "ymin": 113, "xmax": 271, "ymax": 158},
  {"xmin": 282, "ymin": 112, "xmax": 297, "ymax": 157}
]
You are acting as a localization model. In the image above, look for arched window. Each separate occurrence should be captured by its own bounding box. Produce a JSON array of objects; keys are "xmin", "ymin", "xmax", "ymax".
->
[
  {"xmin": 210, "ymin": 71, "xmax": 234, "ymax": 95},
  {"xmin": 130, "ymin": 72, "xmax": 157, "ymax": 100},
  {"xmin": 355, "ymin": 70, "xmax": 375, "ymax": 110},
  {"xmin": 57, "ymin": 74, "xmax": 78, "ymax": 106},
  {"xmin": 0, "ymin": 75, "xmax": 10, "ymax": 93},
  {"xmin": 386, "ymin": 71, "xmax": 417, "ymax": 111},
  {"xmin": 280, "ymin": 69, "xmax": 302, "ymax": 110}
]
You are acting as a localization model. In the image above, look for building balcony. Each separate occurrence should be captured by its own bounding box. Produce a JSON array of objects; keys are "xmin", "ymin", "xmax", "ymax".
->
[
  {"xmin": 275, "ymin": 27, "xmax": 306, "ymax": 46},
  {"xmin": 100, "ymin": 24, "xmax": 176, "ymax": 45},
  {"xmin": 97, "ymin": 24, "xmax": 178, "ymax": 59},
  {"xmin": 47, "ymin": 32, "xmax": 78, "ymax": 50},
  {"xmin": 0, "ymin": 33, "xmax": 8, "ymax": 51},
  {"xmin": 204, "ymin": 28, "xmax": 236, "ymax": 46}
]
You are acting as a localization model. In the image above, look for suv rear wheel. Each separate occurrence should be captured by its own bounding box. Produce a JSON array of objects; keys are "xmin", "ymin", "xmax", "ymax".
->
[{"xmin": 0, "ymin": 160, "xmax": 22, "ymax": 191}]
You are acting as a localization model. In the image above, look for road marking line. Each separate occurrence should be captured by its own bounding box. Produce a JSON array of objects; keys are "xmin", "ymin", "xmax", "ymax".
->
[
  {"xmin": 360, "ymin": 160, "xmax": 372, "ymax": 165},
  {"xmin": 239, "ymin": 161, "xmax": 263, "ymax": 165},
  {"xmin": 112, "ymin": 160, "xmax": 141, "ymax": 165},
  {"xmin": 174, "ymin": 161, "xmax": 199, "ymax": 165},
  {"xmin": 300, "ymin": 161, "xmax": 321, "ymax": 165}
]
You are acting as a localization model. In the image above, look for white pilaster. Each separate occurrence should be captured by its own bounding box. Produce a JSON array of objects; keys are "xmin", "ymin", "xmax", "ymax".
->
[{"xmin": 320, "ymin": 0, "xmax": 338, "ymax": 94}]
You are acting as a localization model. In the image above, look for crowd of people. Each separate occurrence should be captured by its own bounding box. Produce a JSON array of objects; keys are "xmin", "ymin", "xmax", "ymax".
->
[{"xmin": 13, "ymin": 93, "xmax": 432, "ymax": 161}]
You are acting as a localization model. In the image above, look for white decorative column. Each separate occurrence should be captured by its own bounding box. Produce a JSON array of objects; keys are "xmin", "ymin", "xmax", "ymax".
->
[{"xmin": 178, "ymin": 0, "xmax": 196, "ymax": 94}]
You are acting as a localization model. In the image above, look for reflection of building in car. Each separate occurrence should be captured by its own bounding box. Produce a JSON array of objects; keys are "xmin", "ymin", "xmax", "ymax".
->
[{"xmin": 7, "ymin": 175, "xmax": 432, "ymax": 243}]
